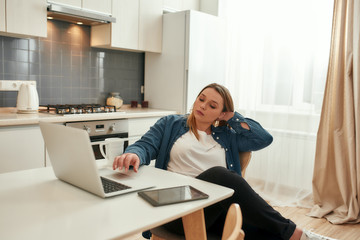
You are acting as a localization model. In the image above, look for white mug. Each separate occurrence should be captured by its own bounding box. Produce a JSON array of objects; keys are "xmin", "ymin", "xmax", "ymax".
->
[{"xmin": 100, "ymin": 138, "xmax": 124, "ymax": 166}]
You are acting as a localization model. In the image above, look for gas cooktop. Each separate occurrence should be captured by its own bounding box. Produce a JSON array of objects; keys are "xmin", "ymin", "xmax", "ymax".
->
[{"xmin": 39, "ymin": 104, "xmax": 118, "ymax": 115}]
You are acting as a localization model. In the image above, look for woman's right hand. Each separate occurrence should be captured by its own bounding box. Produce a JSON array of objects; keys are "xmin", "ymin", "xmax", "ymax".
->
[{"xmin": 113, "ymin": 153, "xmax": 140, "ymax": 173}]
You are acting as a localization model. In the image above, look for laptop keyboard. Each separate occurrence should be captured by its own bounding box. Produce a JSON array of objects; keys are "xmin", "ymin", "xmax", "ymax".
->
[{"xmin": 100, "ymin": 177, "xmax": 131, "ymax": 193}]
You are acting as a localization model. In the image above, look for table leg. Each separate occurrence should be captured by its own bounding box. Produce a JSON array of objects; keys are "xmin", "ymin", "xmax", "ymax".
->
[{"xmin": 182, "ymin": 209, "xmax": 207, "ymax": 240}]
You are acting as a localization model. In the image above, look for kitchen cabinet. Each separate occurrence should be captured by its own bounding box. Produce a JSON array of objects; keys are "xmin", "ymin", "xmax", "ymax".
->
[
  {"xmin": 128, "ymin": 117, "xmax": 160, "ymax": 145},
  {"xmin": 0, "ymin": 125, "xmax": 45, "ymax": 174},
  {"xmin": 145, "ymin": 10, "xmax": 226, "ymax": 114},
  {"xmin": 49, "ymin": 0, "xmax": 112, "ymax": 15},
  {"xmin": 163, "ymin": 0, "xmax": 200, "ymax": 12},
  {"xmin": 163, "ymin": 0, "xmax": 220, "ymax": 16},
  {"xmin": 0, "ymin": 0, "xmax": 5, "ymax": 32},
  {"xmin": 82, "ymin": 0, "xmax": 112, "ymax": 15},
  {"xmin": 0, "ymin": 0, "xmax": 47, "ymax": 38},
  {"xmin": 48, "ymin": 0, "xmax": 82, "ymax": 8},
  {"xmin": 91, "ymin": 0, "xmax": 163, "ymax": 53},
  {"xmin": 49, "ymin": 0, "xmax": 81, "ymax": 8}
]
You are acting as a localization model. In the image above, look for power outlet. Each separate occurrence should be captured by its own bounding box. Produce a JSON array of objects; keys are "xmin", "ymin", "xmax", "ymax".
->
[{"xmin": 0, "ymin": 80, "xmax": 36, "ymax": 91}]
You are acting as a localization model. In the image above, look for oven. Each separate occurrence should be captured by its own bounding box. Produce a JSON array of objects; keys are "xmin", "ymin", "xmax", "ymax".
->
[
  {"xmin": 65, "ymin": 119, "xmax": 129, "ymax": 161},
  {"xmin": 40, "ymin": 104, "xmax": 129, "ymax": 161}
]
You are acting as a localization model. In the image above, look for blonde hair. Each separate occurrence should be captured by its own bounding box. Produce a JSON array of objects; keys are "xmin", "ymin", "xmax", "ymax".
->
[{"xmin": 187, "ymin": 83, "xmax": 234, "ymax": 140}]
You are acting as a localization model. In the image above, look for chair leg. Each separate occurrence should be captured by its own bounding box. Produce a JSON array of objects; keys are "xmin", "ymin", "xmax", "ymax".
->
[{"xmin": 151, "ymin": 235, "xmax": 166, "ymax": 240}]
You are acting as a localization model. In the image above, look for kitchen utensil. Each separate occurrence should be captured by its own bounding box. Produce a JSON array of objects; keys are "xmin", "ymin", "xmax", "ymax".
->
[
  {"xmin": 106, "ymin": 92, "xmax": 123, "ymax": 109},
  {"xmin": 131, "ymin": 101, "xmax": 138, "ymax": 108},
  {"xmin": 100, "ymin": 138, "xmax": 124, "ymax": 166},
  {"xmin": 16, "ymin": 82, "xmax": 39, "ymax": 113}
]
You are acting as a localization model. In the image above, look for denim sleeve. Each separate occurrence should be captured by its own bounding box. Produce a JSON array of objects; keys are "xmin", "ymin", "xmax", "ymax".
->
[
  {"xmin": 227, "ymin": 112, "xmax": 273, "ymax": 151},
  {"xmin": 124, "ymin": 117, "xmax": 167, "ymax": 165}
]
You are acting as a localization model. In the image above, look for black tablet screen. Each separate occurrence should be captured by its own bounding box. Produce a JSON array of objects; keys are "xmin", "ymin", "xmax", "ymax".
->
[{"xmin": 138, "ymin": 185, "xmax": 209, "ymax": 206}]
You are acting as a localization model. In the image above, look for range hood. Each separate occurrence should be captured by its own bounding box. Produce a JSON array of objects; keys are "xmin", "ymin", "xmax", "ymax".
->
[{"xmin": 47, "ymin": 2, "xmax": 116, "ymax": 26}]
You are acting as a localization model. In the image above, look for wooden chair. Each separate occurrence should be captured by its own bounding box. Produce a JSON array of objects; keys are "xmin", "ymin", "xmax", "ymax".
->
[
  {"xmin": 221, "ymin": 203, "xmax": 245, "ymax": 240},
  {"xmin": 151, "ymin": 203, "xmax": 244, "ymax": 240},
  {"xmin": 151, "ymin": 152, "xmax": 251, "ymax": 240},
  {"xmin": 239, "ymin": 151, "xmax": 252, "ymax": 177}
]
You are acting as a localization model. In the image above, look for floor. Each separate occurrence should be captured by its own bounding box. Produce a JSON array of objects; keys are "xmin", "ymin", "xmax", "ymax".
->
[
  {"xmin": 122, "ymin": 206, "xmax": 360, "ymax": 240},
  {"xmin": 275, "ymin": 206, "xmax": 360, "ymax": 240}
]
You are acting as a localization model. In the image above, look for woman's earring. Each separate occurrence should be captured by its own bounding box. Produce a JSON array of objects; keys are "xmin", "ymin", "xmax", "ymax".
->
[{"xmin": 214, "ymin": 120, "xmax": 219, "ymax": 127}]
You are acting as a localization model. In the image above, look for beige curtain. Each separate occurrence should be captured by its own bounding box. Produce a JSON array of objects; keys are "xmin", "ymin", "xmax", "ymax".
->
[{"xmin": 309, "ymin": 0, "xmax": 360, "ymax": 224}]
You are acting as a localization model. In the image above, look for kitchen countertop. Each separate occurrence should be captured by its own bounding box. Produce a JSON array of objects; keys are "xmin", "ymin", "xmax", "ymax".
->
[{"xmin": 0, "ymin": 106, "xmax": 177, "ymax": 127}]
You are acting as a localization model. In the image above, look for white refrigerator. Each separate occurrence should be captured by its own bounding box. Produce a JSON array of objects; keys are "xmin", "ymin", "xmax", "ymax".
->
[{"xmin": 144, "ymin": 10, "xmax": 226, "ymax": 114}]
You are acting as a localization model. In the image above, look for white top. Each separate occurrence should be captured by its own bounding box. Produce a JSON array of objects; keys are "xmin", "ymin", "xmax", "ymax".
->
[
  {"xmin": 168, "ymin": 130, "xmax": 226, "ymax": 177},
  {"xmin": 0, "ymin": 166, "xmax": 234, "ymax": 240}
]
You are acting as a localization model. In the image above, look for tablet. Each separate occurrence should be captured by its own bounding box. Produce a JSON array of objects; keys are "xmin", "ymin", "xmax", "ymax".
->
[{"xmin": 138, "ymin": 185, "xmax": 209, "ymax": 206}]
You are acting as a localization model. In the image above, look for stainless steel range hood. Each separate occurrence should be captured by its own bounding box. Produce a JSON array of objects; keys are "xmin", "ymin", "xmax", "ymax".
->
[{"xmin": 47, "ymin": 2, "xmax": 116, "ymax": 26}]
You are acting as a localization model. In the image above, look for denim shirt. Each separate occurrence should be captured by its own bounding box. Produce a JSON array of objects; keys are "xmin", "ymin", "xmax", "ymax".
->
[{"xmin": 124, "ymin": 112, "xmax": 273, "ymax": 175}]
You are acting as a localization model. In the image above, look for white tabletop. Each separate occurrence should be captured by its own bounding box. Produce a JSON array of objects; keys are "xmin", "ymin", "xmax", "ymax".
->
[{"xmin": 0, "ymin": 166, "xmax": 234, "ymax": 240}]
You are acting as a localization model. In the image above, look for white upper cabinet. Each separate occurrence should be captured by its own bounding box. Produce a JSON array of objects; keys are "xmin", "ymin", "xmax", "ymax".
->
[
  {"xmin": 48, "ymin": 0, "xmax": 81, "ymax": 8},
  {"xmin": 163, "ymin": 0, "xmax": 200, "ymax": 12},
  {"xmin": 91, "ymin": 0, "xmax": 163, "ymax": 53},
  {"xmin": 0, "ymin": 0, "xmax": 5, "ymax": 32},
  {"xmin": 82, "ymin": 0, "xmax": 112, "ymax": 15},
  {"xmin": 112, "ymin": 0, "xmax": 139, "ymax": 50},
  {"xmin": 138, "ymin": 0, "xmax": 162, "ymax": 52},
  {"xmin": 48, "ymin": 0, "xmax": 112, "ymax": 14},
  {"xmin": 0, "ymin": 0, "xmax": 47, "ymax": 38}
]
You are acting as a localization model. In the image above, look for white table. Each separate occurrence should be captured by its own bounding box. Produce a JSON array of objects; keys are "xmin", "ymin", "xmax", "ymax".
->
[{"xmin": 0, "ymin": 166, "xmax": 234, "ymax": 240}]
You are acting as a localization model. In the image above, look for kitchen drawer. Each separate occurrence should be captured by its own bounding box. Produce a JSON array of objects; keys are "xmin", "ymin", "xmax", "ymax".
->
[
  {"xmin": 0, "ymin": 125, "xmax": 45, "ymax": 173},
  {"xmin": 128, "ymin": 117, "xmax": 160, "ymax": 137}
]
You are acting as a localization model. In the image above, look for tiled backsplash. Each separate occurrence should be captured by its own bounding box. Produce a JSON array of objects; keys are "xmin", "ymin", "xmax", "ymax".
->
[{"xmin": 0, "ymin": 20, "xmax": 144, "ymax": 107}]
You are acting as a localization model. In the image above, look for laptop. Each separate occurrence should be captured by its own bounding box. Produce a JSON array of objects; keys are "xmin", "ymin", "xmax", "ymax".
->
[{"xmin": 39, "ymin": 122, "xmax": 154, "ymax": 198}]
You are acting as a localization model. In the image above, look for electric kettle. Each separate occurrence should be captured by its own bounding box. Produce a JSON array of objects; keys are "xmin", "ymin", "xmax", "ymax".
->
[{"xmin": 16, "ymin": 82, "xmax": 39, "ymax": 113}]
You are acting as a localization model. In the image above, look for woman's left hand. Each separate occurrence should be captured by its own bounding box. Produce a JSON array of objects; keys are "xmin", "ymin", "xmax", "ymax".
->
[{"xmin": 219, "ymin": 111, "xmax": 234, "ymax": 121}]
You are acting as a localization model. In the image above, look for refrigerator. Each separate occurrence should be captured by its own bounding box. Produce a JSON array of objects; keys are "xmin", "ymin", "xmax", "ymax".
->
[{"xmin": 144, "ymin": 10, "xmax": 226, "ymax": 114}]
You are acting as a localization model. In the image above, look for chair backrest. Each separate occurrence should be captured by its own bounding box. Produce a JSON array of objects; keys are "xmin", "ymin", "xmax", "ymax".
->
[
  {"xmin": 239, "ymin": 152, "xmax": 252, "ymax": 177},
  {"xmin": 221, "ymin": 203, "xmax": 245, "ymax": 240}
]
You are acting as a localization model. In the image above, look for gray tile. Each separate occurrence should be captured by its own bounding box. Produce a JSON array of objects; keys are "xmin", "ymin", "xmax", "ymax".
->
[
  {"xmin": 40, "ymin": 63, "xmax": 51, "ymax": 76},
  {"xmin": 18, "ymin": 39, "xmax": 29, "ymax": 50},
  {"xmin": 4, "ymin": 61, "xmax": 17, "ymax": 74},
  {"xmin": 62, "ymin": 87, "xmax": 72, "ymax": 100},
  {"xmin": 16, "ymin": 75, "xmax": 30, "ymax": 80},
  {"xmin": 2, "ymin": 37, "xmax": 17, "ymax": 49},
  {"xmin": 0, "ymin": 60, "xmax": 3, "ymax": 75},
  {"xmin": 41, "ymin": 87, "xmax": 52, "ymax": 98},
  {"xmin": 61, "ymin": 53, "xmax": 71, "ymax": 68},
  {"xmin": 17, "ymin": 62, "xmax": 29, "ymax": 75},
  {"xmin": 71, "ymin": 75, "xmax": 81, "ymax": 88},
  {"xmin": 62, "ymin": 77, "xmax": 72, "ymax": 88},
  {"xmin": 0, "ymin": 45, "xmax": 3, "ymax": 60},
  {"xmin": 0, "ymin": 21, "xmax": 144, "ymax": 107},
  {"xmin": 29, "ymin": 39, "xmax": 39, "ymax": 51},
  {"xmin": 52, "ymin": 76, "xmax": 63, "ymax": 88},
  {"xmin": 51, "ymin": 88, "xmax": 61, "ymax": 98},
  {"xmin": 51, "ymin": 53, "xmax": 62, "ymax": 66},
  {"xmin": 29, "ymin": 51, "xmax": 40, "ymax": 63},
  {"xmin": 3, "ymin": 48, "xmax": 17, "ymax": 61},
  {"xmin": 41, "ymin": 77, "xmax": 51, "ymax": 88},
  {"xmin": 80, "ymin": 88, "xmax": 90, "ymax": 98},
  {"xmin": 39, "ymin": 41, "xmax": 52, "ymax": 53},
  {"xmin": 16, "ymin": 49, "xmax": 29, "ymax": 62},
  {"xmin": 51, "ymin": 64, "xmax": 62, "ymax": 76},
  {"xmin": 29, "ymin": 63, "xmax": 40, "ymax": 75},
  {"xmin": 71, "ymin": 55, "xmax": 81, "ymax": 66},
  {"xmin": 4, "ymin": 98, "xmax": 16, "ymax": 107},
  {"xmin": 4, "ymin": 91, "xmax": 17, "ymax": 98},
  {"xmin": 3, "ymin": 74, "xmax": 17, "ymax": 80}
]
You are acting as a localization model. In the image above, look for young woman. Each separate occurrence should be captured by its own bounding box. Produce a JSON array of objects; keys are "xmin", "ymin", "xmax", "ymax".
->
[{"xmin": 113, "ymin": 83, "xmax": 334, "ymax": 240}]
